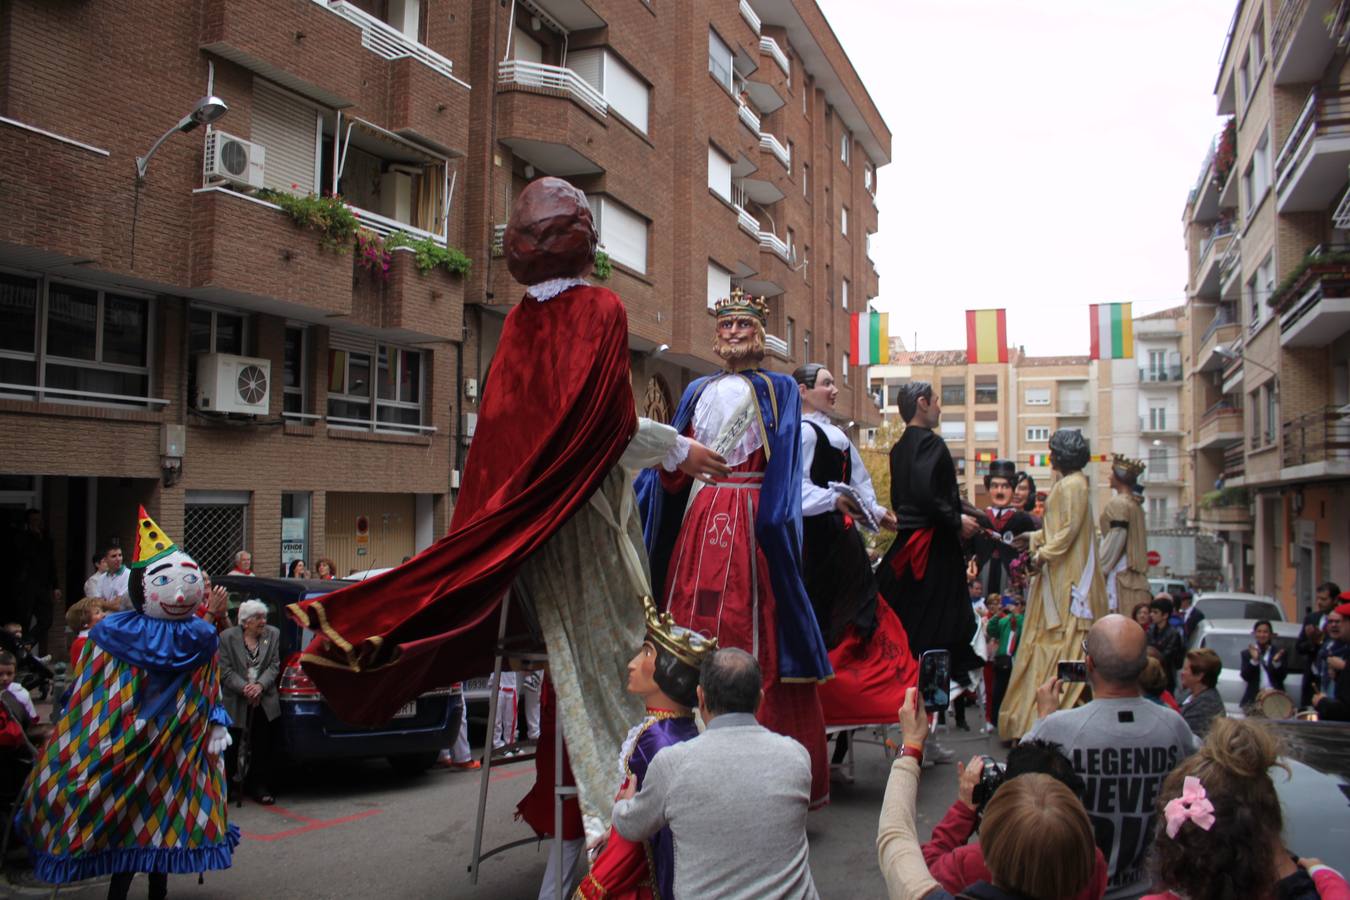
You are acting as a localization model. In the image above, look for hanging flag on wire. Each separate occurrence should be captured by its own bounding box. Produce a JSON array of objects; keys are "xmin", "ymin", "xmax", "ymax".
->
[
  {"xmin": 851, "ymin": 309, "xmax": 890, "ymax": 366},
  {"xmin": 1028, "ymin": 452, "xmax": 1112, "ymax": 466},
  {"xmin": 1089, "ymin": 303, "xmax": 1134, "ymax": 359},
  {"xmin": 965, "ymin": 309, "xmax": 1008, "ymax": 364}
]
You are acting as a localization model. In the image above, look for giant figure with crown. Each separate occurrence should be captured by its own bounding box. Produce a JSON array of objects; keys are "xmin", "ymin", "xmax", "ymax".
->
[
  {"xmin": 637, "ymin": 289, "xmax": 834, "ymax": 806},
  {"xmin": 16, "ymin": 507, "xmax": 237, "ymax": 899}
]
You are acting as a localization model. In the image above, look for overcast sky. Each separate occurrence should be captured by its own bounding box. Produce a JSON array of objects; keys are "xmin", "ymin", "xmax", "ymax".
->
[{"xmin": 817, "ymin": 0, "xmax": 1236, "ymax": 355}]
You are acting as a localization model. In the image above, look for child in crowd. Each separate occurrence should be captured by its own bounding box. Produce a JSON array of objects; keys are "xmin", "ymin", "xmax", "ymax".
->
[
  {"xmin": 0, "ymin": 649, "xmax": 39, "ymax": 747},
  {"xmin": 66, "ymin": 598, "xmax": 113, "ymax": 666}
]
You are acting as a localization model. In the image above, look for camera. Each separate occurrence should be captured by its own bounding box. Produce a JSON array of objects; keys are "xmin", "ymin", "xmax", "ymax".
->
[{"xmin": 971, "ymin": 755, "xmax": 1006, "ymax": 812}]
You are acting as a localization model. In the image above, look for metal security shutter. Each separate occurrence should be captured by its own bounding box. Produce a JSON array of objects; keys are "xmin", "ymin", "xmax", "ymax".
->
[
  {"xmin": 252, "ymin": 80, "xmax": 319, "ymax": 194},
  {"xmin": 570, "ymin": 49, "xmax": 603, "ymax": 94},
  {"xmin": 184, "ymin": 503, "xmax": 247, "ymax": 577}
]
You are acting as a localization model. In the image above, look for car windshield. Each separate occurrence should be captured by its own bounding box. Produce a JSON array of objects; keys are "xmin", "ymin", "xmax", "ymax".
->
[
  {"xmin": 1200, "ymin": 598, "xmax": 1282, "ymax": 621},
  {"xmin": 1200, "ymin": 632, "xmax": 1305, "ymax": 673}
]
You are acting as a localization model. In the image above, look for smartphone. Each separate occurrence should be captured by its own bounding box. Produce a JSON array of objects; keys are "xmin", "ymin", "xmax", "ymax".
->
[
  {"xmin": 918, "ymin": 649, "xmax": 951, "ymax": 713},
  {"xmin": 1057, "ymin": 660, "xmax": 1088, "ymax": 683}
]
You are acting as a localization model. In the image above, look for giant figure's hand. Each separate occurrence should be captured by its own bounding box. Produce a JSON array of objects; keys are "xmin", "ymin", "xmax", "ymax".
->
[
  {"xmin": 879, "ymin": 510, "xmax": 898, "ymax": 531},
  {"xmin": 960, "ymin": 514, "xmax": 980, "ymax": 540},
  {"xmin": 208, "ymin": 725, "xmax": 232, "ymax": 755},
  {"xmin": 678, "ymin": 440, "xmax": 730, "ymax": 484}
]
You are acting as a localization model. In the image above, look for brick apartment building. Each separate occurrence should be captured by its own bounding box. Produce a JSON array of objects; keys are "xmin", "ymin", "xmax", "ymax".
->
[
  {"xmin": 0, "ymin": 0, "xmax": 888, "ymax": 603},
  {"xmin": 1181, "ymin": 0, "xmax": 1350, "ymax": 607}
]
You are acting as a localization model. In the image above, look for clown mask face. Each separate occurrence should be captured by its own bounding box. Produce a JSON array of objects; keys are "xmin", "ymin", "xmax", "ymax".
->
[
  {"xmin": 988, "ymin": 477, "xmax": 1014, "ymax": 508},
  {"xmin": 140, "ymin": 549, "xmax": 206, "ymax": 620}
]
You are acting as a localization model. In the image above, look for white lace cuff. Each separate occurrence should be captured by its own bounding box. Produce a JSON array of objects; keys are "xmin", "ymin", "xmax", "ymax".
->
[{"xmin": 662, "ymin": 434, "xmax": 691, "ymax": 472}]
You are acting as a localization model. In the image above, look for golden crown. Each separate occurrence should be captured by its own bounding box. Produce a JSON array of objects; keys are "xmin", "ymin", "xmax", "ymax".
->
[
  {"xmin": 713, "ymin": 287, "xmax": 770, "ymax": 323},
  {"xmin": 1110, "ymin": 453, "xmax": 1146, "ymax": 479},
  {"xmin": 642, "ymin": 596, "xmax": 717, "ymax": 668}
]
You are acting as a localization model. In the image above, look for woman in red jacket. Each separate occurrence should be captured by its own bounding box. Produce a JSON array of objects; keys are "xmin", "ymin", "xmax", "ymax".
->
[{"xmin": 921, "ymin": 740, "xmax": 1109, "ymax": 900}]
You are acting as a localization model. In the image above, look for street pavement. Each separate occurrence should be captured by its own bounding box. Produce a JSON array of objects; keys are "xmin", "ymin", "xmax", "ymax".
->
[{"xmin": 5, "ymin": 725, "xmax": 1003, "ymax": 900}]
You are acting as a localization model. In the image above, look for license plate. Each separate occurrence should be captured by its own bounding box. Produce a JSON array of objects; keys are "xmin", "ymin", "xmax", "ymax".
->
[{"xmin": 393, "ymin": 701, "xmax": 417, "ymax": 719}]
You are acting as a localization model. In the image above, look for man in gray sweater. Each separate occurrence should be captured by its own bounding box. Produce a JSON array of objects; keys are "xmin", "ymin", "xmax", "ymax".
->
[{"xmin": 611, "ymin": 648, "xmax": 819, "ymax": 900}]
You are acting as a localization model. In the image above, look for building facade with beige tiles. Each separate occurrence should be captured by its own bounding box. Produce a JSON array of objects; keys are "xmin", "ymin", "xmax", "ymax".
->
[
  {"xmin": 0, "ymin": 0, "xmax": 889, "ymax": 631},
  {"xmin": 1181, "ymin": 0, "xmax": 1350, "ymax": 610}
]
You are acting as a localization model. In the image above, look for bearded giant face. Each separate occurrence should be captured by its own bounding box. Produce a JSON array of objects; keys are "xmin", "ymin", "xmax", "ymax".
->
[
  {"xmin": 713, "ymin": 314, "xmax": 766, "ymax": 366},
  {"xmin": 132, "ymin": 549, "xmax": 206, "ymax": 621}
]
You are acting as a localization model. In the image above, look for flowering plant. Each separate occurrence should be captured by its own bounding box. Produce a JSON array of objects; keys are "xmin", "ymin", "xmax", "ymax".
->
[
  {"xmin": 355, "ymin": 228, "xmax": 392, "ymax": 280},
  {"xmin": 1213, "ymin": 118, "xmax": 1236, "ymax": 190}
]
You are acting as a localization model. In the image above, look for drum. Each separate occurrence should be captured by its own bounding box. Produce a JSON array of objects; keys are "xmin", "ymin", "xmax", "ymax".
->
[{"xmin": 1252, "ymin": 688, "xmax": 1296, "ymax": 720}]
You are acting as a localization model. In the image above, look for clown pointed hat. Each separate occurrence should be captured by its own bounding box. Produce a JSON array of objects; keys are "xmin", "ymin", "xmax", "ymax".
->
[{"xmin": 131, "ymin": 505, "xmax": 179, "ymax": 568}]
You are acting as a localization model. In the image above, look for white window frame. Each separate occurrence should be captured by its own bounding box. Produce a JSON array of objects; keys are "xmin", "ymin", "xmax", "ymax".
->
[
  {"xmin": 1149, "ymin": 406, "xmax": 1167, "ymax": 431},
  {"xmin": 974, "ymin": 420, "xmax": 999, "ymax": 442},
  {"xmin": 572, "ymin": 48, "xmax": 650, "ymax": 134},
  {"xmin": 327, "ymin": 336, "xmax": 429, "ymax": 434},
  {"xmin": 1025, "ymin": 387, "xmax": 1051, "ymax": 406},
  {"xmin": 842, "ymin": 352, "xmax": 849, "ymax": 385},
  {"xmin": 864, "ymin": 162, "xmax": 874, "ymax": 193},
  {"xmin": 708, "ymin": 29, "xmax": 733, "ymax": 92},
  {"xmin": 0, "ymin": 270, "xmax": 158, "ymax": 407},
  {"xmin": 840, "ymin": 205, "xmax": 848, "ymax": 236},
  {"xmin": 802, "ymin": 162, "xmax": 809, "ymax": 198},
  {"xmin": 708, "ymin": 143, "xmax": 733, "ymax": 202},
  {"xmin": 841, "ymin": 277, "xmax": 849, "ymax": 310},
  {"xmin": 840, "ymin": 130, "xmax": 850, "ymax": 165},
  {"xmin": 1025, "ymin": 426, "xmax": 1050, "ymax": 442}
]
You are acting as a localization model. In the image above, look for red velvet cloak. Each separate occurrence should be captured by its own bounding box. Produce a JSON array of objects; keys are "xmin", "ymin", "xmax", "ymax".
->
[{"xmin": 290, "ymin": 285, "xmax": 638, "ymax": 725}]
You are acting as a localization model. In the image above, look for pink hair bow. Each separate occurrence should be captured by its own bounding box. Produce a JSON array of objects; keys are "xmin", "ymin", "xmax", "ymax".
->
[{"xmin": 1163, "ymin": 776, "xmax": 1216, "ymax": 838}]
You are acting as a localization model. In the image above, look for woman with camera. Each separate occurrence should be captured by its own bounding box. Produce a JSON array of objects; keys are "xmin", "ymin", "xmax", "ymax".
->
[{"xmin": 878, "ymin": 687, "xmax": 1100, "ymax": 900}]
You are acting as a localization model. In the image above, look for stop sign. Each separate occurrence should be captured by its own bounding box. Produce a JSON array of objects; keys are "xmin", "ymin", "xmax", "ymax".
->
[{"xmin": 1147, "ymin": 550, "xmax": 1162, "ymax": 567}]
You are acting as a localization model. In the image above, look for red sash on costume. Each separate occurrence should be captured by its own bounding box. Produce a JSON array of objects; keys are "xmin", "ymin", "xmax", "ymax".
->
[{"xmin": 889, "ymin": 527, "xmax": 935, "ymax": 581}]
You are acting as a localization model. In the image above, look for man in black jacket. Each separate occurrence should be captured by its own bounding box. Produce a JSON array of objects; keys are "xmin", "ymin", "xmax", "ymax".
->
[
  {"xmin": 1298, "ymin": 582, "xmax": 1341, "ymax": 708},
  {"xmin": 1312, "ymin": 604, "xmax": 1350, "ymax": 721},
  {"xmin": 1148, "ymin": 596, "xmax": 1185, "ymax": 693},
  {"xmin": 1239, "ymin": 619, "xmax": 1288, "ymax": 707}
]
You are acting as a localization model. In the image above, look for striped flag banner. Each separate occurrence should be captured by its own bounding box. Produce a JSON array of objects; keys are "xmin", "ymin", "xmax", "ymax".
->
[
  {"xmin": 1029, "ymin": 452, "xmax": 1111, "ymax": 466},
  {"xmin": 965, "ymin": 309, "xmax": 1008, "ymax": 363},
  {"xmin": 1089, "ymin": 303, "xmax": 1134, "ymax": 359},
  {"xmin": 851, "ymin": 310, "xmax": 890, "ymax": 366},
  {"xmin": 974, "ymin": 452, "xmax": 998, "ymax": 463}
]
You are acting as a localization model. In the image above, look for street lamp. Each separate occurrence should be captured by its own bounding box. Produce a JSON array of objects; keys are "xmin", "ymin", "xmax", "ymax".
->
[
  {"xmin": 1213, "ymin": 343, "xmax": 1278, "ymax": 376},
  {"xmin": 136, "ymin": 95, "xmax": 229, "ymax": 180}
]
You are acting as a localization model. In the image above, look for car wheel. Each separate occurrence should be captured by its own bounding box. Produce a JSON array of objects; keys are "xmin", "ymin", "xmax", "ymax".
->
[{"xmin": 388, "ymin": 752, "xmax": 440, "ymax": 775}]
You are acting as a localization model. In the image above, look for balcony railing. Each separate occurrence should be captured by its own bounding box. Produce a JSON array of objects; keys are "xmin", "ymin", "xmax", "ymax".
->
[
  {"xmin": 327, "ymin": 1, "xmax": 456, "ymax": 82},
  {"xmin": 1202, "ymin": 400, "xmax": 1240, "ymax": 425},
  {"xmin": 1219, "ymin": 233, "xmax": 1242, "ymax": 285},
  {"xmin": 1199, "ymin": 217, "xmax": 1235, "ymax": 261},
  {"xmin": 739, "ymin": 0, "xmax": 761, "ymax": 34},
  {"xmin": 734, "ymin": 203, "xmax": 760, "ymax": 237},
  {"xmin": 738, "ymin": 99, "xmax": 760, "ymax": 133},
  {"xmin": 1140, "ymin": 365, "xmax": 1184, "ymax": 383},
  {"xmin": 1274, "ymin": 88, "xmax": 1350, "ymax": 188},
  {"xmin": 759, "ymin": 36, "xmax": 789, "ymax": 75},
  {"xmin": 1223, "ymin": 443, "xmax": 1246, "ymax": 480},
  {"xmin": 765, "ymin": 333, "xmax": 788, "ymax": 356},
  {"xmin": 1200, "ymin": 304, "xmax": 1238, "ymax": 346},
  {"xmin": 350, "ymin": 205, "xmax": 445, "ymax": 244},
  {"xmin": 759, "ymin": 230, "xmax": 790, "ymax": 261},
  {"xmin": 498, "ymin": 59, "xmax": 608, "ymax": 118},
  {"xmin": 1282, "ymin": 406, "xmax": 1350, "ymax": 468},
  {"xmin": 759, "ymin": 131, "xmax": 789, "ymax": 167},
  {"xmin": 1271, "ymin": 0, "xmax": 1311, "ymax": 65}
]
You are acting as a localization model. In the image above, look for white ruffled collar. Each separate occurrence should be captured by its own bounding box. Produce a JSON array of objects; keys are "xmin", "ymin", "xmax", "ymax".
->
[{"xmin": 527, "ymin": 277, "xmax": 589, "ymax": 302}]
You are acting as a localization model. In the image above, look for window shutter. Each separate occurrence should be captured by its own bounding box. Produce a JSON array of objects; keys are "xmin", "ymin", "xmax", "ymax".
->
[
  {"xmin": 598, "ymin": 197, "xmax": 648, "ymax": 274},
  {"xmin": 570, "ymin": 49, "xmax": 603, "ymax": 94},
  {"xmin": 512, "ymin": 27, "xmax": 543, "ymax": 63},
  {"xmin": 605, "ymin": 54, "xmax": 649, "ymax": 133},
  {"xmin": 707, "ymin": 262, "xmax": 731, "ymax": 311},
  {"xmin": 252, "ymin": 81, "xmax": 319, "ymax": 194},
  {"xmin": 708, "ymin": 144, "xmax": 732, "ymax": 200}
]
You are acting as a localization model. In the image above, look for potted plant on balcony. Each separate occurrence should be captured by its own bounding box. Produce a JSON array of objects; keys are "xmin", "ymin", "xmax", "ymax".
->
[
  {"xmin": 385, "ymin": 232, "xmax": 472, "ymax": 277},
  {"xmin": 256, "ymin": 187, "xmax": 360, "ymax": 251},
  {"xmin": 1213, "ymin": 118, "xmax": 1236, "ymax": 189},
  {"xmin": 1266, "ymin": 247, "xmax": 1350, "ymax": 312}
]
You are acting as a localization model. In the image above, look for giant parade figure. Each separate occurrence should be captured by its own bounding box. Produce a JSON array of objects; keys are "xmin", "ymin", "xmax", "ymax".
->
[
  {"xmin": 998, "ymin": 429, "xmax": 1109, "ymax": 739},
  {"xmin": 792, "ymin": 364, "xmax": 917, "ymax": 734},
  {"xmin": 971, "ymin": 459, "xmax": 1039, "ymax": 598},
  {"xmin": 17, "ymin": 508, "xmax": 236, "ymax": 900},
  {"xmin": 290, "ymin": 178, "xmax": 727, "ymax": 840},
  {"xmin": 1098, "ymin": 454, "xmax": 1152, "ymax": 615},
  {"xmin": 637, "ymin": 291, "xmax": 834, "ymax": 806}
]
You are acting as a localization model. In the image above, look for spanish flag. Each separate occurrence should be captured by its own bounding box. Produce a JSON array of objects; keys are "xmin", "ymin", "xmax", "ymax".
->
[
  {"xmin": 1089, "ymin": 303, "xmax": 1133, "ymax": 359},
  {"xmin": 965, "ymin": 309, "xmax": 1008, "ymax": 364}
]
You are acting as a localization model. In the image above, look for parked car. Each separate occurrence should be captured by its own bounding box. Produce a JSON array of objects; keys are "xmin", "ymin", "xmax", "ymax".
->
[
  {"xmin": 1263, "ymin": 719, "xmax": 1350, "ymax": 869},
  {"xmin": 343, "ymin": 567, "xmax": 393, "ymax": 582},
  {"xmin": 213, "ymin": 576, "xmax": 461, "ymax": 774},
  {"xmin": 1149, "ymin": 578, "xmax": 1191, "ymax": 603},
  {"xmin": 1187, "ymin": 617, "xmax": 1306, "ymax": 713},
  {"xmin": 1191, "ymin": 591, "xmax": 1285, "ymax": 622}
]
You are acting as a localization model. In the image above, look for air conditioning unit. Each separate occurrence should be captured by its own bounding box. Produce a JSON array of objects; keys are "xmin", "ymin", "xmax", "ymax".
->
[
  {"xmin": 195, "ymin": 353, "xmax": 271, "ymax": 415},
  {"xmin": 204, "ymin": 130, "xmax": 265, "ymax": 190}
]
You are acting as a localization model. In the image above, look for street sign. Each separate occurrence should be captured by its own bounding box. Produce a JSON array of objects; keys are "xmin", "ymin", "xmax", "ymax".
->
[{"xmin": 1147, "ymin": 550, "xmax": 1162, "ymax": 567}]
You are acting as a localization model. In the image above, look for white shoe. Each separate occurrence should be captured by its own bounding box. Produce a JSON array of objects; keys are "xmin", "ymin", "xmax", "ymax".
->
[
  {"xmin": 927, "ymin": 741, "xmax": 956, "ymax": 763},
  {"xmin": 981, "ymin": 722, "xmax": 996, "ymax": 735}
]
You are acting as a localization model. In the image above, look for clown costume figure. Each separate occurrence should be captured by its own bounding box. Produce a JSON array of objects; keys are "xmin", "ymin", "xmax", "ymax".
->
[{"xmin": 16, "ymin": 507, "xmax": 236, "ymax": 900}]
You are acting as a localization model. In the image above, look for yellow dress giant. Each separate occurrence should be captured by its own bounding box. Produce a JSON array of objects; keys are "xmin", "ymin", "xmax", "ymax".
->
[
  {"xmin": 998, "ymin": 470, "xmax": 1109, "ymax": 739},
  {"xmin": 1098, "ymin": 491, "xmax": 1152, "ymax": 616}
]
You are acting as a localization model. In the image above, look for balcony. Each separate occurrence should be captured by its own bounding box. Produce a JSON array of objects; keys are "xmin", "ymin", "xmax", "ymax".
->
[
  {"xmin": 759, "ymin": 131, "xmax": 790, "ymax": 168},
  {"xmin": 738, "ymin": 99, "xmax": 761, "ymax": 134},
  {"xmin": 758, "ymin": 230, "xmax": 790, "ymax": 262},
  {"xmin": 1196, "ymin": 402, "xmax": 1243, "ymax": 449},
  {"xmin": 759, "ymin": 37, "xmax": 790, "ymax": 76},
  {"xmin": 498, "ymin": 59, "xmax": 607, "ymax": 118},
  {"xmin": 1271, "ymin": 251, "xmax": 1350, "ymax": 347},
  {"xmin": 1271, "ymin": 0, "xmax": 1338, "ymax": 85},
  {"xmin": 1189, "ymin": 136, "xmax": 1221, "ymax": 223},
  {"xmin": 1056, "ymin": 402, "xmax": 1090, "ymax": 417},
  {"xmin": 1218, "ymin": 233, "xmax": 1242, "ymax": 300},
  {"xmin": 764, "ymin": 333, "xmax": 789, "ymax": 358},
  {"xmin": 190, "ymin": 187, "xmax": 352, "ymax": 316},
  {"xmin": 327, "ymin": 1, "xmax": 458, "ymax": 84},
  {"xmin": 1197, "ymin": 305, "xmax": 1240, "ymax": 372},
  {"xmin": 734, "ymin": 203, "xmax": 760, "ymax": 238},
  {"xmin": 1282, "ymin": 407, "xmax": 1350, "ymax": 477},
  {"xmin": 1222, "ymin": 443, "xmax": 1246, "ymax": 481},
  {"xmin": 1194, "ymin": 218, "xmax": 1234, "ymax": 298},
  {"xmin": 200, "ymin": 0, "xmax": 364, "ymax": 107},
  {"xmin": 1274, "ymin": 89, "xmax": 1350, "ymax": 213},
  {"xmin": 1139, "ymin": 416, "xmax": 1183, "ymax": 437},
  {"xmin": 739, "ymin": 0, "xmax": 761, "ymax": 34},
  {"xmin": 350, "ymin": 247, "xmax": 463, "ymax": 341},
  {"xmin": 1139, "ymin": 365, "xmax": 1184, "ymax": 385}
]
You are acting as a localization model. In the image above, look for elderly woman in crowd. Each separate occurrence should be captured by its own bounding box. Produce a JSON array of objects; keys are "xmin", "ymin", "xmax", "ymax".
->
[
  {"xmin": 219, "ymin": 599, "xmax": 281, "ymax": 805},
  {"xmin": 878, "ymin": 687, "xmax": 1099, "ymax": 900},
  {"xmin": 1144, "ymin": 717, "xmax": 1350, "ymax": 900},
  {"xmin": 1178, "ymin": 647, "xmax": 1225, "ymax": 739}
]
